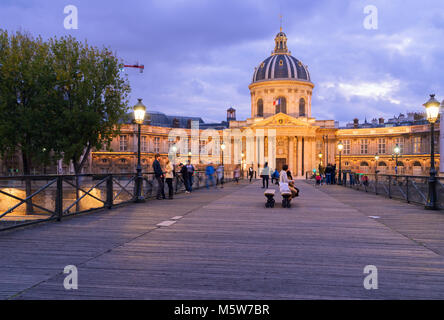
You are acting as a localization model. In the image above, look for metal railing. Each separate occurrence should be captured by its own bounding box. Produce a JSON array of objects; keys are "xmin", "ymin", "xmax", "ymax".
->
[
  {"xmin": 0, "ymin": 170, "xmax": 236, "ymax": 231},
  {"xmin": 331, "ymin": 172, "xmax": 444, "ymax": 209}
]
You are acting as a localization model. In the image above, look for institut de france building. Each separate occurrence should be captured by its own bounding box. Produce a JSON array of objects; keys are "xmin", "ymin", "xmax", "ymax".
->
[{"xmin": 0, "ymin": 29, "xmax": 442, "ymax": 177}]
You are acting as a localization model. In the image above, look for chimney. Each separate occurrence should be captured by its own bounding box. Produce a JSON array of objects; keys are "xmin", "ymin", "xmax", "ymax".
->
[
  {"xmin": 353, "ymin": 118, "xmax": 359, "ymax": 129},
  {"xmin": 379, "ymin": 117, "xmax": 384, "ymax": 125}
]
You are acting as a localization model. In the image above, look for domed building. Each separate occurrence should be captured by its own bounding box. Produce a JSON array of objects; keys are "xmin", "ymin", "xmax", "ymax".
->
[
  {"xmin": 228, "ymin": 29, "xmax": 336, "ymax": 177},
  {"xmin": 249, "ymin": 30, "xmax": 314, "ymax": 119}
]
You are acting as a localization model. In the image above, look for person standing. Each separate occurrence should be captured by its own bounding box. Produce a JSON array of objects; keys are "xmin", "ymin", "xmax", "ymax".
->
[
  {"xmin": 205, "ymin": 163, "xmax": 215, "ymax": 189},
  {"xmin": 186, "ymin": 161, "xmax": 195, "ymax": 192},
  {"xmin": 180, "ymin": 163, "xmax": 190, "ymax": 193},
  {"xmin": 165, "ymin": 159, "xmax": 174, "ymax": 199},
  {"xmin": 248, "ymin": 167, "xmax": 254, "ymax": 183},
  {"xmin": 153, "ymin": 154, "xmax": 165, "ymax": 200},
  {"xmin": 216, "ymin": 164, "xmax": 224, "ymax": 188},
  {"xmin": 261, "ymin": 162, "xmax": 270, "ymax": 189}
]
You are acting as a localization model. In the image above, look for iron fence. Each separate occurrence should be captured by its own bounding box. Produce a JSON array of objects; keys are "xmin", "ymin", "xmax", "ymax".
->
[
  {"xmin": 0, "ymin": 170, "xmax": 235, "ymax": 231},
  {"xmin": 333, "ymin": 172, "xmax": 444, "ymax": 209}
]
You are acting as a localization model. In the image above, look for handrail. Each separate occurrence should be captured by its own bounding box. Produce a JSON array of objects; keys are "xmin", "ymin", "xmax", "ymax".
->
[{"xmin": 0, "ymin": 170, "xmax": 238, "ymax": 232}]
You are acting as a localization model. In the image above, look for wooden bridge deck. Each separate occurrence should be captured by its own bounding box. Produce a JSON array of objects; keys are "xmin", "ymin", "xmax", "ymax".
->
[{"xmin": 1, "ymin": 180, "xmax": 444, "ymax": 299}]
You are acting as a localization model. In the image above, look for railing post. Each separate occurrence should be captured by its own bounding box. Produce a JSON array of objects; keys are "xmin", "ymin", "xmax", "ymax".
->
[
  {"xmin": 388, "ymin": 175, "xmax": 392, "ymax": 198},
  {"xmin": 106, "ymin": 174, "xmax": 113, "ymax": 209},
  {"xmin": 375, "ymin": 173, "xmax": 378, "ymax": 195},
  {"xmin": 406, "ymin": 176, "xmax": 410, "ymax": 203},
  {"xmin": 56, "ymin": 176, "xmax": 63, "ymax": 222}
]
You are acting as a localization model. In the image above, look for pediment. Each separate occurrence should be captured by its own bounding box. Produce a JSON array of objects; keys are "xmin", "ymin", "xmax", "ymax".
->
[{"xmin": 250, "ymin": 113, "xmax": 315, "ymax": 128}]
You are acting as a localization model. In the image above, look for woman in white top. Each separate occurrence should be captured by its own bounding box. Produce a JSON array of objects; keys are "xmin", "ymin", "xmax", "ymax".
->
[
  {"xmin": 165, "ymin": 159, "xmax": 174, "ymax": 199},
  {"xmin": 261, "ymin": 162, "xmax": 270, "ymax": 188},
  {"xmin": 279, "ymin": 164, "xmax": 298, "ymax": 198}
]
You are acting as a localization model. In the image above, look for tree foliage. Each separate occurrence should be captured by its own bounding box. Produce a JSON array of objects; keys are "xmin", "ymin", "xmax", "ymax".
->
[{"xmin": 0, "ymin": 30, "xmax": 131, "ymax": 175}]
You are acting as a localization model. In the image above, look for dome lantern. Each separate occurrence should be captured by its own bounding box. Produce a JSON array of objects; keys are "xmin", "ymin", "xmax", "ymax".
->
[{"xmin": 273, "ymin": 31, "xmax": 289, "ymax": 55}]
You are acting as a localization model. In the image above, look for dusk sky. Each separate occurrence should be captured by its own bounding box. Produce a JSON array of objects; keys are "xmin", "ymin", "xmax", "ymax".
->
[{"xmin": 1, "ymin": 0, "xmax": 443, "ymax": 125}]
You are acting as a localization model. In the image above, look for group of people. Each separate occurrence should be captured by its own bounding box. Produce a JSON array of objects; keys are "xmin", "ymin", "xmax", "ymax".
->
[
  {"xmin": 314, "ymin": 163, "xmax": 337, "ymax": 185},
  {"xmin": 259, "ymin": 162, "xmax": 299, "ymax": 199},
  {"xmin": 153, "ymin": 153, "xmax": 237, "ymax": 200},
  {"xmin": 152, "ymin": 153, "xmax": 198, "ymax": 200}
]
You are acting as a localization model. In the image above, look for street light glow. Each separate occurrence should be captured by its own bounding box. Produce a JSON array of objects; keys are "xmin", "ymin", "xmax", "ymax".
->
[{"xmin": 423, "ymin": 94, "xmax": 440, "ymax": 124}]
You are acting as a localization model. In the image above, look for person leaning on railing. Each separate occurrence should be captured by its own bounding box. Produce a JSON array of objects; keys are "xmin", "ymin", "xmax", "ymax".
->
[{"xmin": 153, "ymin": 153, "xmax": 166, "ymax": 200}]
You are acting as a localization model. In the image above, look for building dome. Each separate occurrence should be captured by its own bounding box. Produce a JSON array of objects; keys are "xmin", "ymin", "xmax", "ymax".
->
[{"xmin": 252, "ymin": 30, "xmax": 311, "ymax": 83}]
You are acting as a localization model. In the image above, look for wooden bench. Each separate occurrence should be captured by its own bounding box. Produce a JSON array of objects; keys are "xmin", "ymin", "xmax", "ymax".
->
[
  {"xmin": 281, "ymin": 191, "xmax": 292, "ymax": 208},
  {"xmin": 264, "ymin": 189, "xmax": 275, "ymax": 208}
]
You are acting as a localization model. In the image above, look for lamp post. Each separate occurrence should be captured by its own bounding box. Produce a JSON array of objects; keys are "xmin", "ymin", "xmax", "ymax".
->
[
  {"xmin": 337, "ymin": 141, "xmax": 343, "ymax": 185},
  {"xmin": 221, "ymin": 143, "xmax": 226, "ymax": 167},
  {"xmin": 423, "ymin": 94, "xmax": 440, "ymax": 210},
  {"xmin": 374, "ymin": 154, "xmax": 380, "ymax": 173},
  {"xmin": 241, "ymin": 152, "xmax": 245, "ymax": 178},
  {"xmin": 134, "ymin": 98, "xmax": 146, "ymax": 203},
  {"xmin": 393, "ymin": 144, "xmax": 400, "ymax": 174},
  {"xmin": 318, "ymin": 152, "xmax": 323, "ymax": 167}
]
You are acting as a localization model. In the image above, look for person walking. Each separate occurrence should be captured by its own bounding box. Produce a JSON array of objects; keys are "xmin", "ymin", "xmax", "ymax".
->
[
  {"xmin": 216, "ymin": 164, "xmax": 224, "ymax": 188},
  {"xmin": 180, "ymin": 163, "xmax": 190, "ymax": 193},
  {"xmin": 234, "ymin": 166, "xmax": 240, "ymax": 184},
  {"xmin": 153, "ymin": 153, "xmax": 165, "ymax": 200},
  {"xmin": 165, "ymin": 159, "xmax": 174, "ymax": 199},
  {"xmin": 248, "ymin": 167, "xmax": 254, "ymax": 183},
  {"xmin": 205, "ymin": 163, "xmax": 215, "ymax": 189},
  {"xmin": 186, "ymin": 161, "xmax": 195, "ymax": 192},
  {"xmin": 261, "ymin": 162, "xmax": 270, "ymax": 189}
]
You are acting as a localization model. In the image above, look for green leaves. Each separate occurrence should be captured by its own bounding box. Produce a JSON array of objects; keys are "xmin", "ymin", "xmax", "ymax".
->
[{"xmin": 0, "ymin": 30, "xmax": 131, "ymax": 174}]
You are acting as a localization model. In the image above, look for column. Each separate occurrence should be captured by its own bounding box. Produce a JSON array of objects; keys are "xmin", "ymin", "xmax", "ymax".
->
[
  {"xmin": 297, "ymin": 136, "xmax": 303, "ymax": 177},
  {"xmin": 289, "ymin": 137, "xmax": 294, "ymax": 173}
]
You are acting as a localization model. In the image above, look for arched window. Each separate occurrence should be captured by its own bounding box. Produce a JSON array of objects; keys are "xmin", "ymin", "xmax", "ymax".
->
[
  {"xmin": 299, "ymin": 98, "xmax": 306, "ymax": 117},
  {"xmin": 275, "ymin": 97, "xmax": 287, "ymax": 114},
  {"xmin": 377, "ymin": 161, "xmax": 387, "ymax": 167},
  {"xmin": 360, "ymin": 161, "xmax": 369, "ymax": 167},
  {"xmin": 413, "ymin": 161, "xmax": 422, "ymax": 167},
  {"xmin": 397, "ymin": 161, "xmax": 404, "ymax": 167},
  {"xmin": 257, "ymin": 99, "xmax": 264, "ymax": 117}
]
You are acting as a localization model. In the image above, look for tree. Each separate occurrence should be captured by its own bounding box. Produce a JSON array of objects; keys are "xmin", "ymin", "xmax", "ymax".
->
[
  {"xmin": 0, "ymin": 30, "xmax": 58, "ymax": 213},
  {"xmin": 50, "ymin": 36, "xmax": 130, "ymax": 210}
]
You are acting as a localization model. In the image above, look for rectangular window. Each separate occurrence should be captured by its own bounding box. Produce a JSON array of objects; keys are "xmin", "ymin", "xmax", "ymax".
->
[
  {"xmin": 395, "ymin": 137, "xmax": 404, "ymax": 154},
  {"xmin": 119, "ymin": 135, "xmax": 128, "ymax": 152},
  {"xmin": 378, "ymin": 138, "xmax": 386, "ymax": 154},
  {"xmin": 360, "ymin": 139, "xmax": 368, "ymax": 154},
  {"xmin": 199, "ymin": 140, "xmax": 206, "ymax": 154},
  {"xmin": 343, "ymin": 140, "xmax": 351, "ymax": 155},
  {"xmin": 413, "ymin": 136, "xmax": 421, "ymax": 154},
  {"xmin": 141, "ymin": 136, "xmax": 148, "ymax": 152},
  {"xmin": 154, "ymin": 137, "xmax": 160, "ymax": 153}
]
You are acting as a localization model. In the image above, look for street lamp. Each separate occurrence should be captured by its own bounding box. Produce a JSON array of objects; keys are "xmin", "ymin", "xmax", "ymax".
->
[
  {"xmin": 318, "ymin": 151, "xmax": 323, "ymax": 166},
  {"xmin": 423, "ymin": 94, "xmax": 440, "ymax": 210},
  {"xmin": 393, "ymin": 144, "xmax": 400, "ymax": 174},
  {"xmin": 134, "ymin": 98, "xmax": 146, "ymax": 203},
  {"xmin": 221, "ymin": 143, "xmax": 226, "ymax": 166},
  {"xmin": 337, "ymin": 141, "xmax": 343, "ymax": 185},
  {"xmin": 241, "ymin": 152, "xmax": 245, "ymax": 178},
  {"xmin": 375, "ymin": 154, "xmax": 380, "ymax": 173}
]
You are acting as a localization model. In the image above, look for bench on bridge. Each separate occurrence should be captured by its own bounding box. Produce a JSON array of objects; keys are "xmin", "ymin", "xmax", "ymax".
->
[
  {"xmin": 264, "ymin": 189, "xmax": 276, "ymax": 208},
  {"xmin": 264, "ymin": 186, "xmax": 292, "ymax": 208},
  {"xmin": 279, "ymin": 183, "xmax": 292, "ymax": 208}
]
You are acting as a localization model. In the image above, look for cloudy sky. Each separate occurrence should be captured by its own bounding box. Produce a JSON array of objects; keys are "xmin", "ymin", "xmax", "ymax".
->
[{"xmin": 1, "ymin": 0, "xmax": 443, "ymax": 125}]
